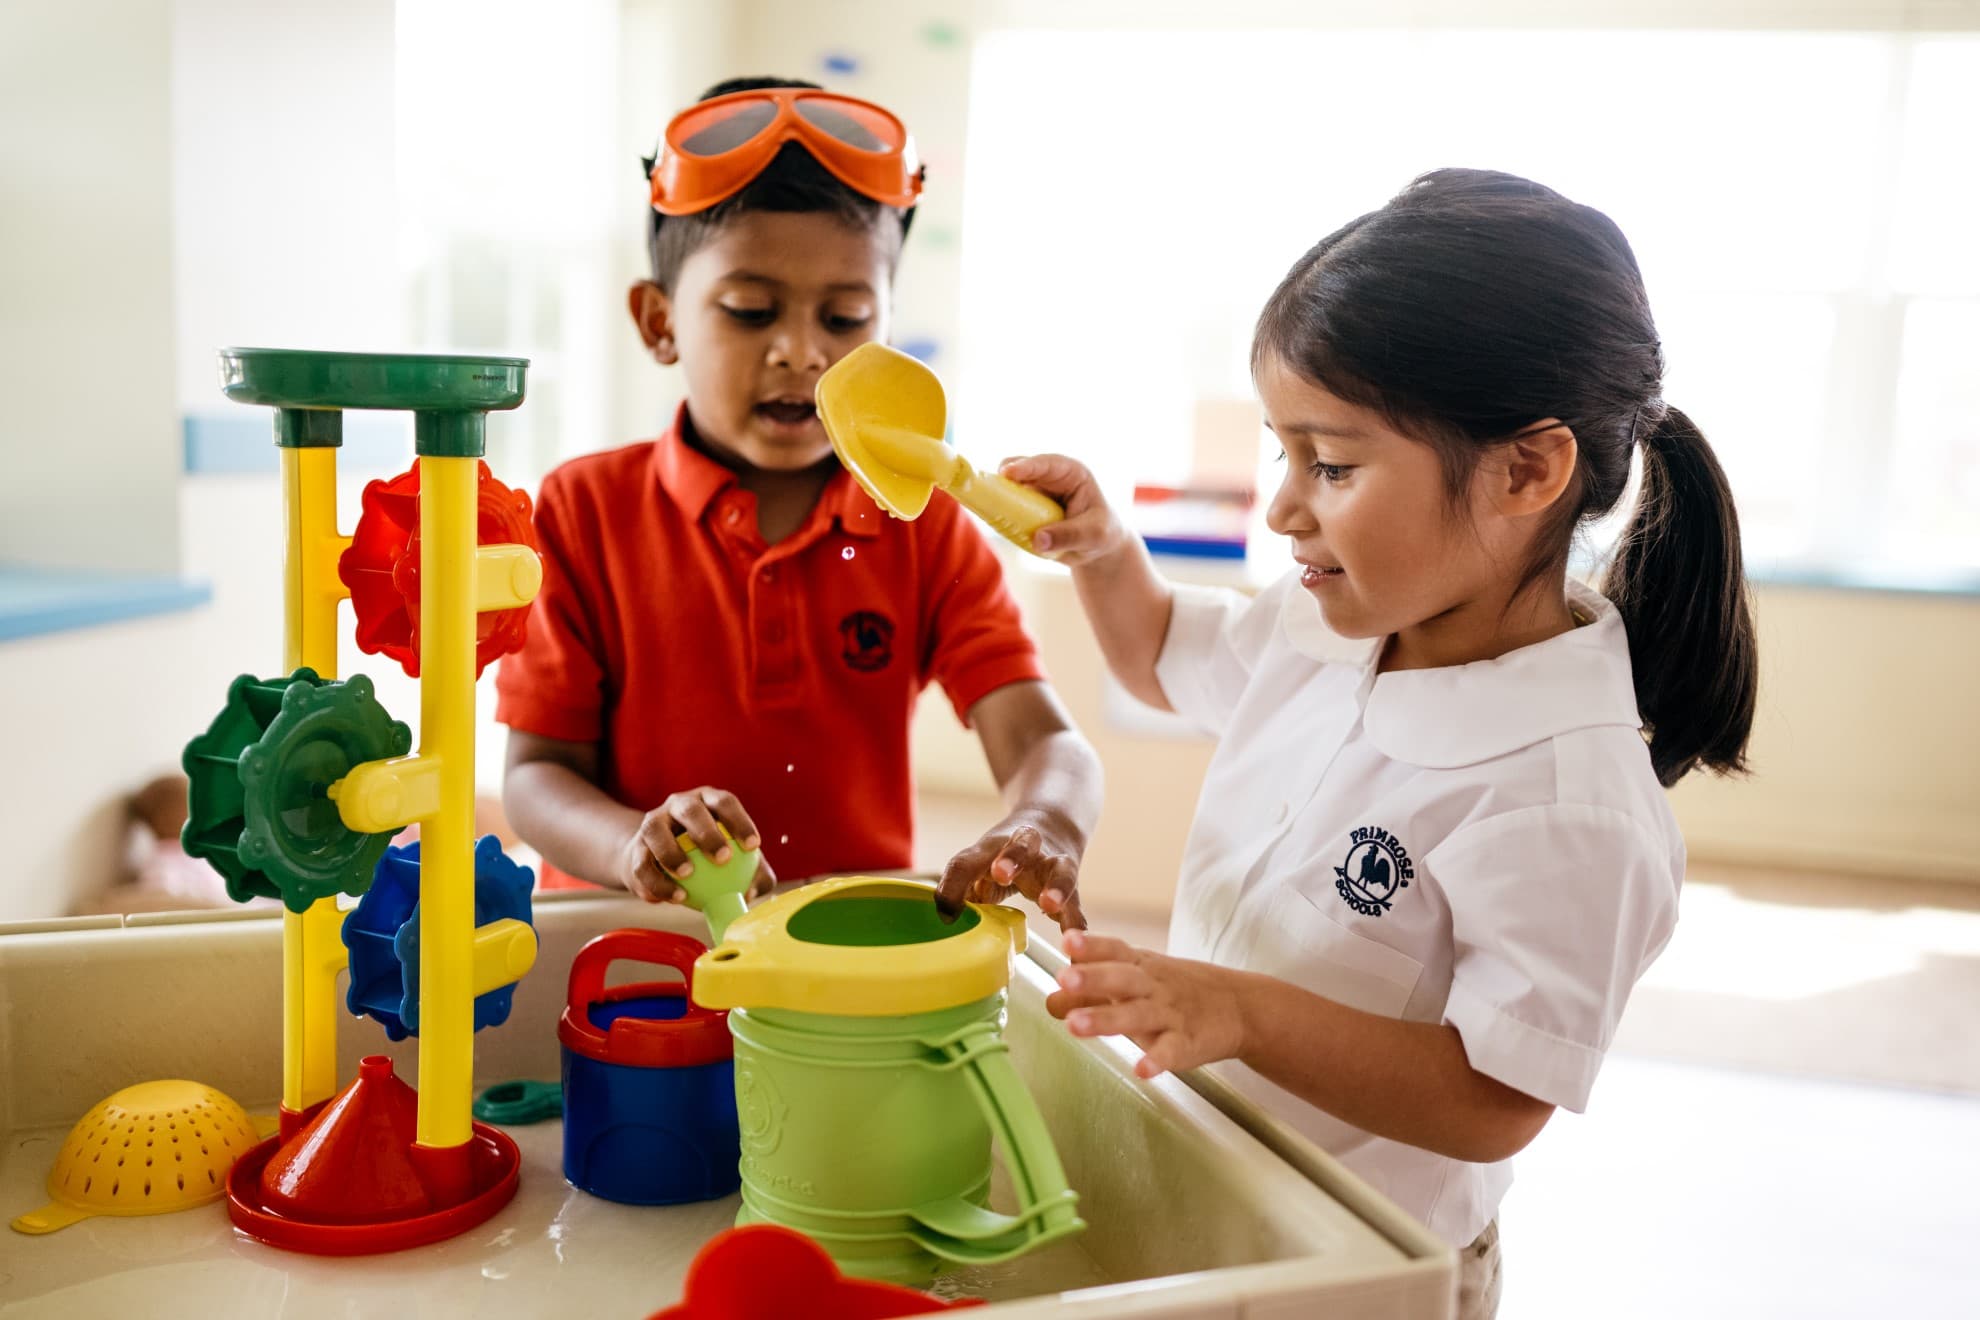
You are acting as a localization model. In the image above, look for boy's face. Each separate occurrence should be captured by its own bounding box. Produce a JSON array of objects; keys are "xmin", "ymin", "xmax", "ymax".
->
[{"xmin": 630, "ymin": 210, "xmax": 894, "ymax": 470}]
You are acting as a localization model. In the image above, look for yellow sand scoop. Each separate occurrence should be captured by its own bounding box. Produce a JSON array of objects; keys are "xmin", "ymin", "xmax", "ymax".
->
[
  {"xmin": 10, "ymin": 1079, "xmax": 276, "ymax": 1234},
  {"xmin": 816, "ymin": 343, "xmax": 1064, "ymax": 554}
]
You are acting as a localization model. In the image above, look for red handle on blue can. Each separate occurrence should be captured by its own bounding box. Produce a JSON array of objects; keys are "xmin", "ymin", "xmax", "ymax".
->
[{"xmin": 559, "ymin": 928, "xmax": 733, "ymax": 1068}]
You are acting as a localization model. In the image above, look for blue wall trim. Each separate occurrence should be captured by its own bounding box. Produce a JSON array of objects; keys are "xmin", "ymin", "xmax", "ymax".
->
[
  {"xmin": 0, "ymin": 565, "xmax": 213, "ymax": 643},
  {"xmin": 1566, "ymin": 549, "xmax": 1980, "ymax": 601},
  {"xmin": 1745, "ymin": 562, "xmax": 1980, "ymax": 600},
  {"xmin": 183, "ymin": 412, "xmax": 413, "ymax": 476}
]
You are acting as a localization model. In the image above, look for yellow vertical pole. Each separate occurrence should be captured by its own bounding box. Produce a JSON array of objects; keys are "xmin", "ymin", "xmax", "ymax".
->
[
  {"xmin": 415, "ymin": 453, "xmax": 476, "ymax": 1151},
  {"xmin": 280, "ymin": 446, "xmax": 348, "ymax": 1116}
]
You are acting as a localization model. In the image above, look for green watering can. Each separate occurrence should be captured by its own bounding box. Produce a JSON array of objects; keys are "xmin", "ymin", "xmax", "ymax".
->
[{"xmin": 686, "ymin": 876, "xmax": 1084, "ymax": 1284}]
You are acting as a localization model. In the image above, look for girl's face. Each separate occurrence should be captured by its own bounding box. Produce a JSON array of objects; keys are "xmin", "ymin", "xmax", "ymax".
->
[{"xmin": 1257, "ymin": 355, "xmax": 1550, "ymax": 666}]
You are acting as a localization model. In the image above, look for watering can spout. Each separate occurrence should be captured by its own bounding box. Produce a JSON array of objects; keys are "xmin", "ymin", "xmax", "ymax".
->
[
  {"xmin": 699, "ymin": 890, "xmax": 748, "ymax": 945},
  {"xmin": 672, "ymin": 829, "xmax": 758, "ymax": 945}
]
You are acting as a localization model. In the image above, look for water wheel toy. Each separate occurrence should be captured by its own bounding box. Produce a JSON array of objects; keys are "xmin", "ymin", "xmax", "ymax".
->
[
  {"xmin": 189, "ymin": 348, "xmax": 541, "ymax": 1253},
  {"xmin": 10, "ymin": 1080, "xmax": 273, "ymax": 1234},
  {"xmin": 815, "ymin": 342, "xmax": 1063, "ymax": 554},
  {"xmin": 181, "ymin": 668, "xmax": 411, "ymax": 911}
]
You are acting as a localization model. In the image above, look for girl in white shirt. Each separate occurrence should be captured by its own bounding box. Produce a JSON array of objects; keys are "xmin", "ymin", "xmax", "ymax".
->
[{"xmin": 1005, "ymin": 170, "xmax": 1758, "ymax": 1318}]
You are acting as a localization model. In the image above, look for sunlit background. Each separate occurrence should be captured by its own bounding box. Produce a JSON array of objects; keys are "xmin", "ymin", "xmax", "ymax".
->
[{"xmin": 2, "ymin": 4, "xmax": 1977, "ymax": 1315}]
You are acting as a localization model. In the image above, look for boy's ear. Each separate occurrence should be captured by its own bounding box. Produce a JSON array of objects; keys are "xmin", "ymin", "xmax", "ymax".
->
[
  {"xmin": 627, "ymin": 281, "xmax": 678, "ymax": 365},
  {"xmin": 1491, "ymin": 421, "xmax": 1578, "ymax": 518}
]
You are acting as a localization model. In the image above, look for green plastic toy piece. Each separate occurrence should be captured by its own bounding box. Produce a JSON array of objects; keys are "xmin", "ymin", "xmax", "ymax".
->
[
  {"xmin": 675, "ymin": 828, "xmax": 760, "ymax": 944},
  {"xmin": 218, "ymin": 348, "xmax": 529, "ymax": 459},
  {"xmin": 182, "ymin": 668, "xmax": 412, "ymax": 912},
  {"xmin": 473, "ymin": 1079, "xmax": 563, "ymax": 1126},
  {"xmin": 274, "ymin": 408, "xmax": 342, "ymax": 448}
]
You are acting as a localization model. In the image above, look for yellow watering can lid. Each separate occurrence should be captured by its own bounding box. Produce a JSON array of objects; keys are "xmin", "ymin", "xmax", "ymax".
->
[{"xmin": 690, "ymin": 877, "xmax": 1027, "ymax": 1017}]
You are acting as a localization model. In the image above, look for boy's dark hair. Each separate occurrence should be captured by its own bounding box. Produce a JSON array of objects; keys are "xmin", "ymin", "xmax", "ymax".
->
[
  {"xmin": 1254, "ymin": 168, "xmax": 1758, "ymax": 788},
  {"xmin": 643, "ymin": 76, "xmax": 911, "ymax": 291}
]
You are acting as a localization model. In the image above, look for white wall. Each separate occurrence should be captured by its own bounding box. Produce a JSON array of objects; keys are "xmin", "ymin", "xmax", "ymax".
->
[
  {"xmin": 170, "ymin": 0, "xmax": 400, "ymax": 412},
  {"xmin": 0, "ymin": 0, "xmax": 180, "ymax": 574},
  {"xmin": 611, "ymin": 1, "xmax": 740, "ymax": 446},
  {"xmin": 1667, "ymin": 586, "xmax": 1980, "ymax": 882}
]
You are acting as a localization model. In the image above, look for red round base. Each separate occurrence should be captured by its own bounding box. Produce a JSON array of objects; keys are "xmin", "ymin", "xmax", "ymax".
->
[{"xmin": 226, "ymin": 1122, "xmax": 520, "ymax": 1256}]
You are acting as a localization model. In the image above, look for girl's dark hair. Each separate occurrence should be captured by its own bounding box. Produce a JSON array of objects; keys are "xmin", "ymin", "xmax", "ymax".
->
[
  {"xmin": 643, "ymin": 77, "xmax": 910, "ymax": 291},
  {"xmin": 1254, "ymin": 168, "xmax": 1756, "ymax": 786}
]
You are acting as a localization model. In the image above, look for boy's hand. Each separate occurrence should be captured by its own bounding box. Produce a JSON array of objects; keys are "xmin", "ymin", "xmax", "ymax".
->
[
  {"xmin": 618, "ymin": 787, "xmax": 778, "ymax": 904},
  {"xmin": 1047, "ymin": 931, "xmax": 1247, "ymax": 1080},
  {"xmin": 935, "ymin": 810, "xmax": 1086, "ymax": 931},
  {"xmin": 998, "ymin": 456, "xmax": 1128, "ymax": 565}
]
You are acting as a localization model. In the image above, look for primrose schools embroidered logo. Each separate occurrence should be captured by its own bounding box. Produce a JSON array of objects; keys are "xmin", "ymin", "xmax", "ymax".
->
[
  {"xmin": 838, "ymin": 610, "xmax": 894, "ymax": 672},
  {"xmin": 1334, "ymin": 826, "xmax": 1413, "ymax": 916}
]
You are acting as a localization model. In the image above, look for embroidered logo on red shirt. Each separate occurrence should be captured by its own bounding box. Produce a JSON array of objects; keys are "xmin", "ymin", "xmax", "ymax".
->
[{"xmin": 838, "ymin": 611, "xmax": 895, "ymax": 672}]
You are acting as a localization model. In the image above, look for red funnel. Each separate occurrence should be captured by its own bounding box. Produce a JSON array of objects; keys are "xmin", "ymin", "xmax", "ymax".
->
[
  {"xmin": 228, "ymin": 1055, "xmax": 520, "ymax": 1255},
  {"xmin": 261, "ymin": 1055, "xmax": 430, "ymax": 1222}
]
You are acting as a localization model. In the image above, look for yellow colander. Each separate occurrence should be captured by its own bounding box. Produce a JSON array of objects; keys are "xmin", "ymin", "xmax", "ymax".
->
[{"xmin": 10, "ymin": 1079, "xmax": 273, "ymax": 1234}]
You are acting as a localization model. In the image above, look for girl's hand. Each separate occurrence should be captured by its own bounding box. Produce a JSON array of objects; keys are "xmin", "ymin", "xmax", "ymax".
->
[
  {"xmin": 935, "ymin": 810, "xmax": 1087, "ymax": 930},
  {"xmin": 617, "ymin": 787, "xmax": 778, "ymax": 904},
  {"xmin": 999, "ymin": 455, "xmax": 1129, "ymax": 565},
  {"xmin": 1047, "ymin": 931, "xmax": 1248, "ymax": 1079}
]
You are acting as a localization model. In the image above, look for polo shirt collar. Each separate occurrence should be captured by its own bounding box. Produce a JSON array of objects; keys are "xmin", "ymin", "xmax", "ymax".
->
[
  {"xmin": 650, "ymin": 403, "xmax": 883, "ymax": 540},
  {"xmin": 1279, "ymin": 577, "xmax": 1645, "ymax": 768}
]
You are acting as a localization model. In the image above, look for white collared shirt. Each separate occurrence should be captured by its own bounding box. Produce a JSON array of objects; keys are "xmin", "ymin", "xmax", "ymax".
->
[{"xmin": 1152, "ymin": 572, "xmax": 1683, "ymax": 1248}]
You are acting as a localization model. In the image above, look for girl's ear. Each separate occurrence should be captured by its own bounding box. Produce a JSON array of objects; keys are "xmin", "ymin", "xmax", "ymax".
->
[
  {"xmin": 627, "ymin": 281, "xmax": 679, "ymax": 365},
  {"xmin": 1492, "ymin": 421, "xmax": 1578, "ymax": 518}
]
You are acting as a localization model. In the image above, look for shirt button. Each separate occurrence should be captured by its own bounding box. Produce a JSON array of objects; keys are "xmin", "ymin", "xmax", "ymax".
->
[{"xmin": 763, "ymin": 566, "xmax": 778, "ymax": 583}]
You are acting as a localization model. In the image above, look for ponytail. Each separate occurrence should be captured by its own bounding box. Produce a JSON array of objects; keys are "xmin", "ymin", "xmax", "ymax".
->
[{"xmin": 1601, "ymin": 406, "xmax": 1758, "ymax": 787}]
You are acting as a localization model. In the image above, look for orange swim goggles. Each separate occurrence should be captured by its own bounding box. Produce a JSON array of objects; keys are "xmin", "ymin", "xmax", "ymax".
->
[{"xmin": 648, "ymin": 88, "xmax": 926, "ymax": 216}]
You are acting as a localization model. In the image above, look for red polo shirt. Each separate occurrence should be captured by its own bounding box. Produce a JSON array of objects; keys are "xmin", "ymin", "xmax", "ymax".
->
[{"xmin": 495, "ymin": 408, "xmax": 1045, "ymax": 887}]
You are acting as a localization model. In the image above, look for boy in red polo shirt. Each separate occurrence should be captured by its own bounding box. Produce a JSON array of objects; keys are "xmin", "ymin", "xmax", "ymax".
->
[{"xmin": 497, "ymin": 78, "xmax": 1100, "ymax": 928}]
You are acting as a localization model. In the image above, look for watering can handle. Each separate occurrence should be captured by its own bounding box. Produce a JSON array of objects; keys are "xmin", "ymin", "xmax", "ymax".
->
[
  {"xmin": 904, "ymin": 1023, "xmax": 1084, "ymax": 1266},
  {"xmin": 562, "ymin": 927, "xmax": 711, "ymax": 1053}
]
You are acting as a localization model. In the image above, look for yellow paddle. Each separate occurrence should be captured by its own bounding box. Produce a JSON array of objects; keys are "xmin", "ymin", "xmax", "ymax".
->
[{"xmin": 815, "ymin": 343, "xmax": 1064, "ymax": 554}]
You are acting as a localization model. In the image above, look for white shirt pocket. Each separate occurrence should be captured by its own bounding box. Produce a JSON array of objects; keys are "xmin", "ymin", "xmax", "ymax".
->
[{"xmin": 1252, "ymin": 876, "xmax": 1426, "ymax": 1020}]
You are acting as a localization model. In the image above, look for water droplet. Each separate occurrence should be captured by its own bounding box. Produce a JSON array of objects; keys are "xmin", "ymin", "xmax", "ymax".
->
[
  {"xmin": 785, "ymin": 764, "xmax": 795, "ymax": 773},
  {"xmin": 841, "ymin": 546, "xmax": 855, "ymax": 560},
  {"xmin": 779, "ymin": 835, "xmax": 789, "ymax": 846}
]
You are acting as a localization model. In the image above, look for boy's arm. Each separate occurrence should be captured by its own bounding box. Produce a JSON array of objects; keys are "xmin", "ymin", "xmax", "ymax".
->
[
  {"xmin": 1051, "ymin": 933, "xmax": 1556, "ymax": 1164},
  {"xmin": 934, "ymin": 680, "xmax": 1103, "ymax": 928},
  {"xmin": 503, "ymin": 731, "xmax": 639, "ymax": 886}
]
